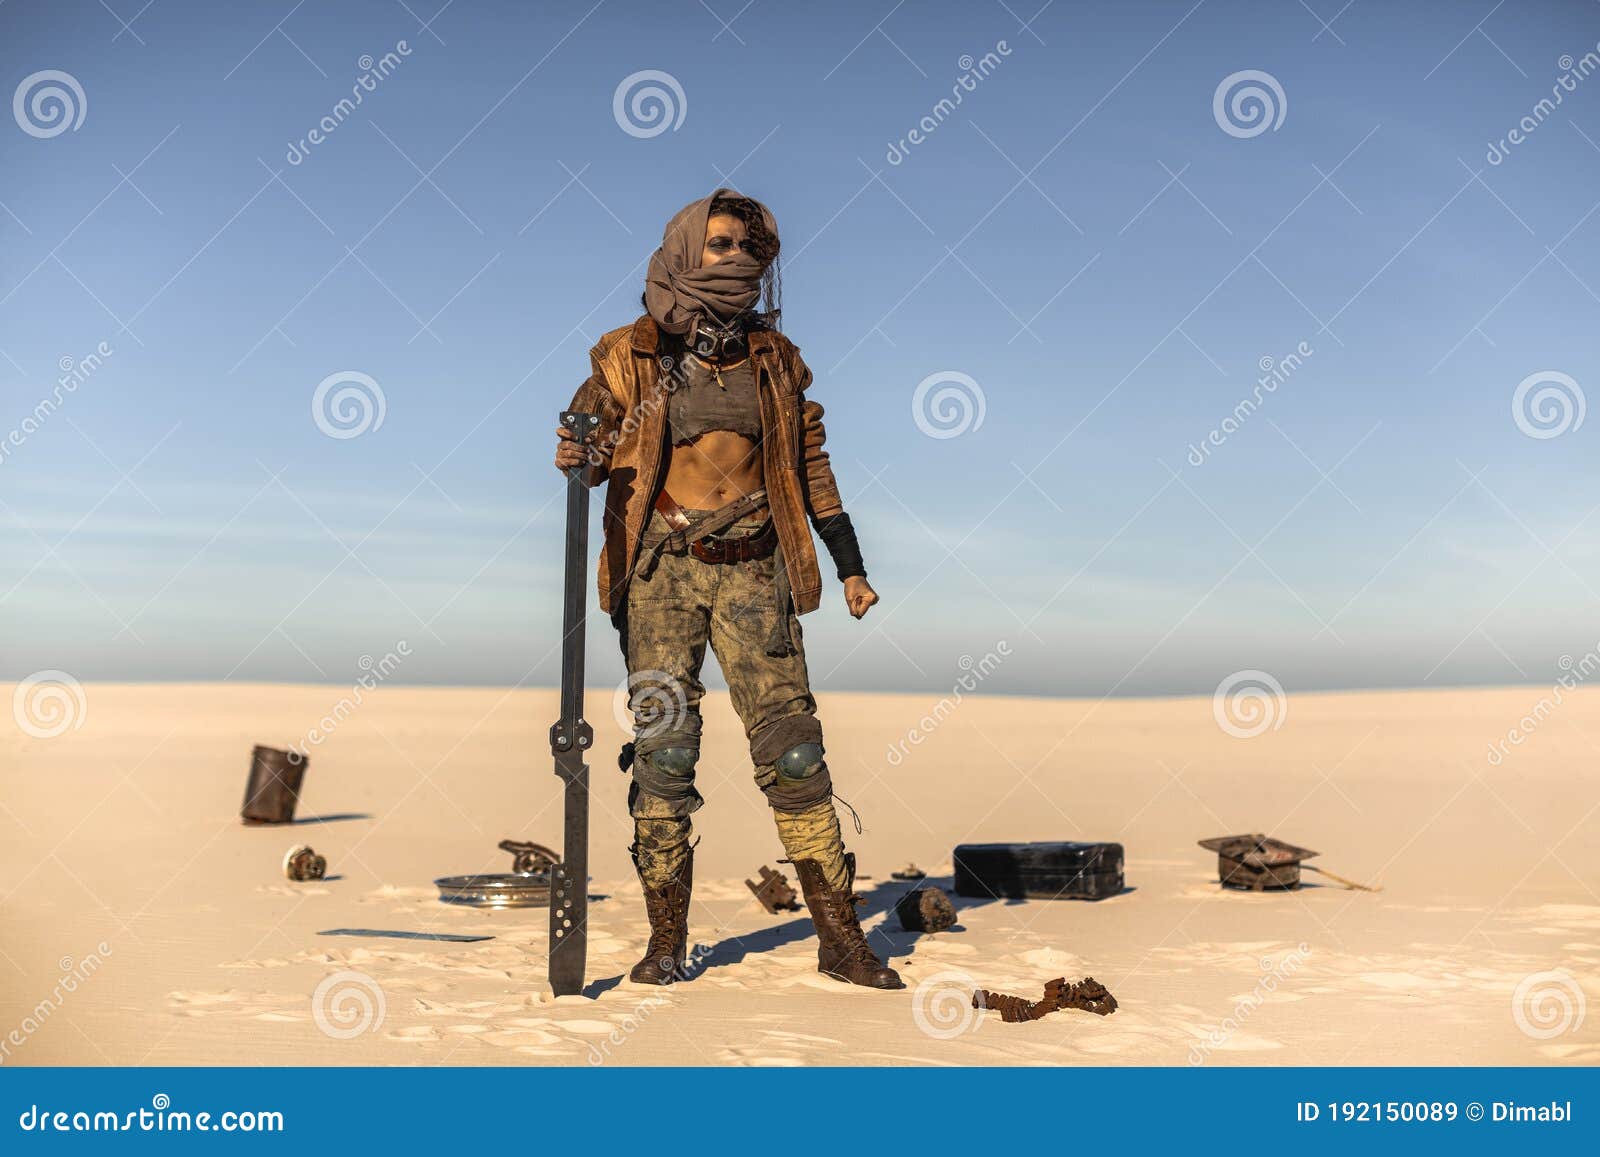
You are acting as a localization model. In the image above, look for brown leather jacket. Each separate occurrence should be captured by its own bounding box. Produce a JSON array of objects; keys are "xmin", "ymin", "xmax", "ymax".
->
[{"xmin": 565, "ymin": 315, "xmax": 847, "ymax": 618}]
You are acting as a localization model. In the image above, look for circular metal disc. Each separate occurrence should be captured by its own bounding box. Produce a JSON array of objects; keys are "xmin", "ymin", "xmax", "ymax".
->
[{"xmin": 434, "ymin": 872, "xmax": 552, "ymax": 909}]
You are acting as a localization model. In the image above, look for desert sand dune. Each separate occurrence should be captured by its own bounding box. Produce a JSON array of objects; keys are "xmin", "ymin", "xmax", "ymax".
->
[{"xmin": 1, "ymin": 682, "xmax": 1595, "ymax": 1066}]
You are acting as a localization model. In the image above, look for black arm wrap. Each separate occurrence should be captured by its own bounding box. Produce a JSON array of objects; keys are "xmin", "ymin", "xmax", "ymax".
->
[{"xmin": 814, "ymin": 512, "xmax": 866, "ymax": 581}]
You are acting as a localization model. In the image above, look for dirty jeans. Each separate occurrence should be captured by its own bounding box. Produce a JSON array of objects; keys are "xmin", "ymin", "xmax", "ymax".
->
[{"xmin": 620, "ymin": 508, "xmax": 849, "ymax": 891}]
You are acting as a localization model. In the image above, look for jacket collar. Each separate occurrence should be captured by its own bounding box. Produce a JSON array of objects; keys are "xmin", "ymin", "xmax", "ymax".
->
[{"xmin": 628, "ymin": 314, "xmax": 658, "ymax": 354}]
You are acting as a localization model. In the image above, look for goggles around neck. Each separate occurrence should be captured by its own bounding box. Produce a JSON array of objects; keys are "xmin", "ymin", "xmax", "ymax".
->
[{"xmin": 689, "ymin": 314, "xmax": 755, "ymax": 363}]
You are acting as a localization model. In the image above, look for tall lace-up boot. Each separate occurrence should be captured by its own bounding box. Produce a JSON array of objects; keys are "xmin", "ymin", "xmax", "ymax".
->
[
  {"xmin": 628, "ymin": 843, "xmax": 694, "ymax": 985},
  {"xmin": 792, "ymin": 852, "xmax": 903, "ymax": 990}
]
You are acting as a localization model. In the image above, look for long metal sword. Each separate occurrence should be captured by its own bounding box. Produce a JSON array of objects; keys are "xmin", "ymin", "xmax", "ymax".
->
[{"xmin": 548, "ymin": 409, "xmax": 598, "ymax": 997}]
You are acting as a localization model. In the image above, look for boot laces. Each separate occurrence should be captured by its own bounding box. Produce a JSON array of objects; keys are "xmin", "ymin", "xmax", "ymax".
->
[
  {"xmin": 832, "ymin": 892, "xmax": 882, "ymax": 968},
  {"xmin": 643, "ymin": 887, "xmax": 685, "ymax": 955}
]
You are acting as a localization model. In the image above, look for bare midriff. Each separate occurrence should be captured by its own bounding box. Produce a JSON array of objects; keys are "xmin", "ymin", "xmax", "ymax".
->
[{"xmin": 662, "ymin": 430, "xmax": 763, "ymax": 510}]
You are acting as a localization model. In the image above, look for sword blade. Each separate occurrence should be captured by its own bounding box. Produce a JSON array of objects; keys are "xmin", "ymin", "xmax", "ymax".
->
[{"xmin": 548, "ymin": 412, "xmax": 598, "ymax": 997}]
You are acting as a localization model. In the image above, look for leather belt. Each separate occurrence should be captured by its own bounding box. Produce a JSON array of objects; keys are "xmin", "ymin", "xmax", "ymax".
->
[
  {"xmin": 653, "ymin": 489, "xmax": 775, "ymax": 564},
  {"xmin": 690, "ymin": 520, "xmax": 775, "ymax": 563}
]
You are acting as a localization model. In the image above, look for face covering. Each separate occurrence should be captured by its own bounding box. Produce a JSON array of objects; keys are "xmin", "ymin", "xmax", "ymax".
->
[{"xmin": 644, "ymin": 187, "xmax": 778, "ymax": 335}]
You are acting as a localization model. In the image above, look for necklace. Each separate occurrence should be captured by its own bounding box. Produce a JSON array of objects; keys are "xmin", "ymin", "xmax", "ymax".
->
[{"xmin": 687, "ymin": 350, "xmax": 748, "ymax": 391}]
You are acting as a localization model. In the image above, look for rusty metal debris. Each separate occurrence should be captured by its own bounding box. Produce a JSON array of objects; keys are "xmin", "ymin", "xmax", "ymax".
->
[
  {"xmin": 890, "ymin": 862, "xmax": 926, "ymax": 881},
  {"xmin": 498, "ymin": 839, "xmax": 560, "ymax": 874},
  {"xmin": 894, "ymin": 886, "xmax": 956, "ymax": 933},
  {"xmin": 746, "ymin": 865, "xmax": 802, "ymax": 913},
  {"xmin": 434, "ymin": 838, "xmax": 561, "ymax": 909},
  {"xmin": 973, "ymin": 976, "xmax": 1119, "ymax": 1023},
  {"xmin": 282, "ymin": 844, "xmax": 326, "ymax": 881},
  {"xmin": 1199, "ymin": 833, "xmax": 1380, "ymax": 892},
  {"xmin": 242, "ymin": 745, "xmax": 308, "ymax": 825}
]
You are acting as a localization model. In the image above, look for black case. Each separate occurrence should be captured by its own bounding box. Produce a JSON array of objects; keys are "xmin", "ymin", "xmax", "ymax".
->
[{"xmin": 953, "ymin": 841, "xmax": 1125, "ymax": 901}]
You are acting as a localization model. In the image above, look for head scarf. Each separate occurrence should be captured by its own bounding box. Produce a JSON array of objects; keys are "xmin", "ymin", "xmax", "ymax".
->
[{"xmin": 644, "ymin": 188, "xmax": 778, "ymax": 335}]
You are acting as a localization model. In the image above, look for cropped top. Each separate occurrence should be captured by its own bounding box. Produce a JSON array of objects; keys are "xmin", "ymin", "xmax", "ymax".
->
[{"xmin": 667, "ymin": 353, "xmax": 761, "ymax": 445}]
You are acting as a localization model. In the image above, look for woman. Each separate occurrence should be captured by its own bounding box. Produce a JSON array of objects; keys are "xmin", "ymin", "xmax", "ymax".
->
[{"xmin": 554, "ymin": 188, "xmax": 901, "ymax": 990}]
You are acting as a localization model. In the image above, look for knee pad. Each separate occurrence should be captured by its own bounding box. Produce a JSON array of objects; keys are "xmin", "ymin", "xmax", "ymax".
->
[
  {"xmin": 645, "ymin": 746, "xmax": 698, "ymax": 775},
  {"xmin": 624, "ymin": 729, "xmax": 700, "ymax": 819},
  {"xmin": 634, "ymin": 745, "xmax": 698, "ymax": 793},
  {"xmin": 776, "ymin": 742, "xmax": 825, "ymax": 780},
  {"xmin": 749, "ymin": 713, "xmax": 824, "ymax": 767},
  {"xmin": 763, "ymin": 742, "xmax": 833, "ymax": 811}
]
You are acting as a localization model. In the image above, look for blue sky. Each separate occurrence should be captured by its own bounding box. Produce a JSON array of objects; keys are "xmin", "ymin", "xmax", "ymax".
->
[{"xmin": 3, "ymin": 0, "xmax": 1599, "ymax": 698}]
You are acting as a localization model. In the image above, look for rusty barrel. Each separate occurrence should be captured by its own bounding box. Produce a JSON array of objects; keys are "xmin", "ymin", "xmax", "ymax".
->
[{"xmin": 241, "ymin": 745, "xmax": 308, "ymax": 824}]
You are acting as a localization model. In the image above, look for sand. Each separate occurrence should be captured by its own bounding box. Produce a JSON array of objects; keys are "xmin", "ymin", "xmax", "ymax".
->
[{"xmin": 2, "ymin": 682, "xmax": 1596, "ymax": 1066}]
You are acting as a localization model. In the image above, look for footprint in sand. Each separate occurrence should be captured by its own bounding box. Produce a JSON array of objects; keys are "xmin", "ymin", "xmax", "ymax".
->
[
  {"xmin": 1358, "ymin": 971, "xmax": 1441, "ymax": 992},
  {"xmin": 760, "ymin": 1030, "xmax": 842, "ymax": 1046},
  {"xmin": 1539, "ymin": 1041, "xmax": 1600, "ymax": 1062},
  {"xmin": 477, "ymin": 1027, "xmax": 564, "ymax": 1048},
  {"xmin": 168, "ymin": 990, "xmax": 247, "ymax": 1016},
  {"xmin": 169, "ymin": 990, "xmax": 243, "ymax": 1007},
  {"xmin": 717, "ymin": 1046, "xmax": 806, "ymax": 1066},
  {"xmin": 389, "ymin": 1026, "xmax": 441, "ymax": 1043},
  {"xmin": 256, "ymin": 884, "xmax": 330, "ymax": 897},
  {"xmin": 552, "ymin": 1019, "xmax": 626, "ymax": 1035},
  {"xmin": 411, "ymin": 998, "xmax": 500, "ymax": 1018}
]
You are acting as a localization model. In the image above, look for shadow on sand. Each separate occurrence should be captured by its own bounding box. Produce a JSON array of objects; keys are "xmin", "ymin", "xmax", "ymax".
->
[
  {"xmin": 692, "ymin": 874, "xmax": 1031, "ymax": 974},
  {"xmin": 584, "ymin": 876, "xmax": 1138, "ymax": 995}
]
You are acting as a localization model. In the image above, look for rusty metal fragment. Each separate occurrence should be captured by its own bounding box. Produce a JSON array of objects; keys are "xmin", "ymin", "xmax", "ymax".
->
[
  {"xmin": 498, "ymin": 839, "xmax": 560, "ymax": 874},
  {"xmin": 1199, "ymin": 833, "xmax": 1314, "ymax": 891},
  {"xmin": 1053, "ymin": 976, "xmax": 1118, "ymax": 1016},
  {"xmin": 283, "ymin": 844, "xmax": 326, "ymax": 881},
  {"xmin": 894, "ymin": 886, "xmax": 957, "ymax": 933},
  {"xmin": 973, "ymin": 976, "xmax": 1119, "ymax": 1023},
  {"xmin": 745, "ymin": 865, "xmax": 802, "ymax": 913},
  {"xmin": 890, "ymin": 862, "xmax": 926, "ymax": 880},
  {"xmin": 243, "ymin": 745, "xmax": 308, "ymax": 825},
  {"xmin": 1198, "ymin": 834, "xmax": 1380, "ymax": 892}
]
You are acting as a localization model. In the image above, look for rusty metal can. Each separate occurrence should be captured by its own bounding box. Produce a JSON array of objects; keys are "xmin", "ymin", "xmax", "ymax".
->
[{"xmin": 241, "ymin": 745, "xmax": 308, "ymax": 825}]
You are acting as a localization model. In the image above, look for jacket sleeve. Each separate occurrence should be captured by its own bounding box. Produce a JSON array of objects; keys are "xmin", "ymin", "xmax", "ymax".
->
[
  {"xmin": 791, "ymin": 348, "xmax": 846, "ymax": 520},
  {"xmin": 564, "ymin": 342, "xmax": 626, "ymax": 487}
]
